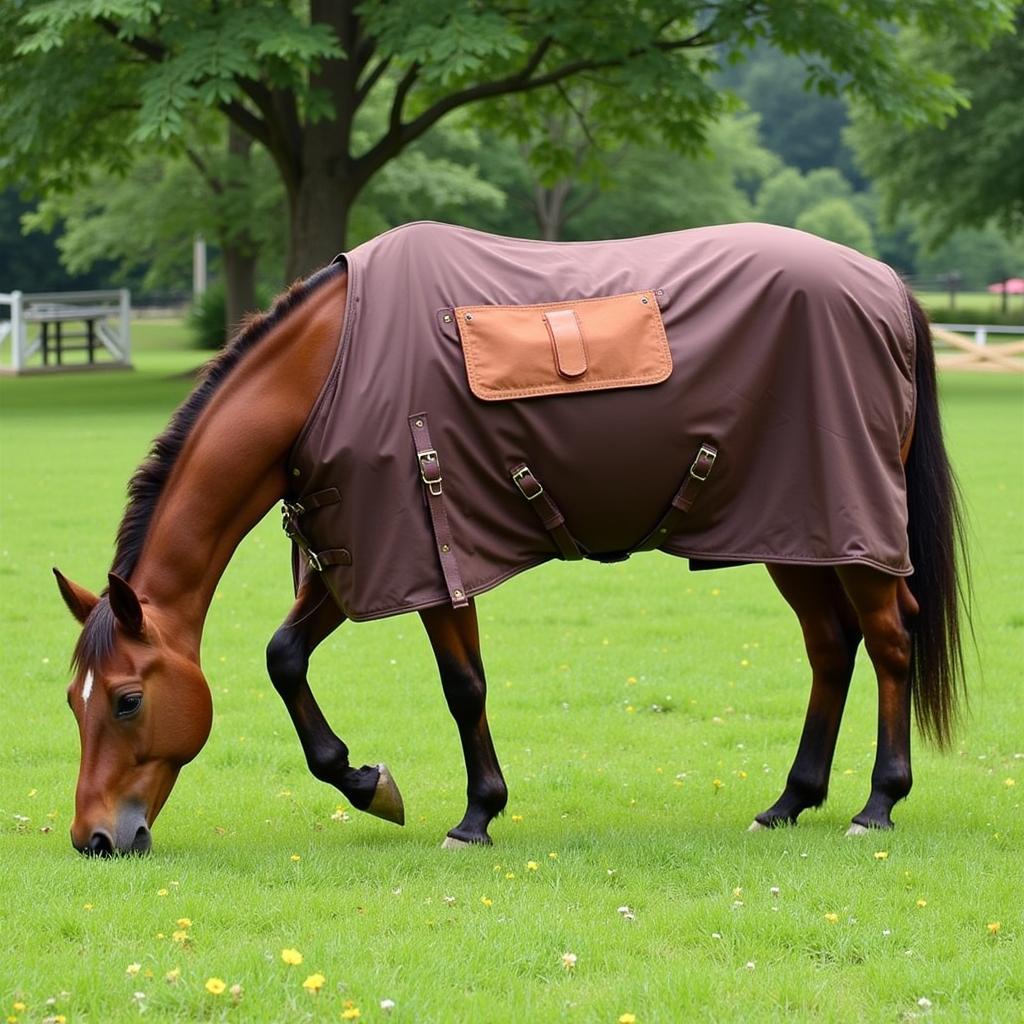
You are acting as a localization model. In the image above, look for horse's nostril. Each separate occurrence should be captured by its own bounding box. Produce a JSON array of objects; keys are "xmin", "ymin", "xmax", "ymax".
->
[
  {"xmin": 86, "ymin": 831, "xmax": 114, "ymax": 857},
  {"xmin": 132, "ymin": 825, "xmax": 152, "ymax": 854}
]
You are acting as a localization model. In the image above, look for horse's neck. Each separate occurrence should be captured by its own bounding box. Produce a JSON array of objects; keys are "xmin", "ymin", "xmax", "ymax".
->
[{"xmin": 132, "ymin": 275, "xmax": 348, "ymax": 656}]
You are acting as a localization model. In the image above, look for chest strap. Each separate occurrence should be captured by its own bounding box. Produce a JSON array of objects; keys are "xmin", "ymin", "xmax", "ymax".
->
[
  {"xmin": 630, "ymin": 443, "xmax": 717, "ymax": 553},
  {"xmin": 281, "ymin": 488, "xmax": 348, "ymax": 572},
  {"xmin": 409, "ymin": 412, "xmax": 469, "ymax": 609},
  {"xmin": 509, "ymin": 464, "xmax": 584, "ymax": 560}
]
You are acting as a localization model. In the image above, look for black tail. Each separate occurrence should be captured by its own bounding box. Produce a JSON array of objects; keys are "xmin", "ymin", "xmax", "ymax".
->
[{"xmin": 904, "ymin": 293, "xmax": 970, "ymax": 747}]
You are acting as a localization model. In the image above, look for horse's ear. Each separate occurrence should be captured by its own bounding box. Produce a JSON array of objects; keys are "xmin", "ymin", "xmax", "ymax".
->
[
  {"xmin": 53, "ymin": 568, "xmax": 99, "ymax": 624},
  {"xmin": 107, "ymin": 572, "xmax": 145, "ymax": 637}
]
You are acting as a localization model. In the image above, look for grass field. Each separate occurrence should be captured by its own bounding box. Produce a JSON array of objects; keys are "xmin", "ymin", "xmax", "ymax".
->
[{"xmin": 1, "ymin": 323, "xmax": 1022, "ymax": 1023}]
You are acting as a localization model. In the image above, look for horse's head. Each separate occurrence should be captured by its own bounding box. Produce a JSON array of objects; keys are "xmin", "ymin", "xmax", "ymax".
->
[{"xmin": 54, "ymin": 569, "xmax": 212, "ymax": 856}]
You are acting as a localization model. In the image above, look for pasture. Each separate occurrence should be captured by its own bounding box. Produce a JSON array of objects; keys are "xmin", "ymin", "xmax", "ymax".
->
[{"xmin": 1, "ymin": 323, "xmax": 1021, "ymax": 1022}]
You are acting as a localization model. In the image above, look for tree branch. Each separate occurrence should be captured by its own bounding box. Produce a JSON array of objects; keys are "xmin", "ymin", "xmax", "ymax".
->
[{"xmin": 357, "ymin": 55, "xmax": 391, "ymax": 104}]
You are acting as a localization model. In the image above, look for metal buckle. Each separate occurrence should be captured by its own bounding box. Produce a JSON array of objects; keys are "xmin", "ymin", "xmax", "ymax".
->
[
  {"xmin": 307, "ymin": 550, "xmax": 323, "ymax": 573},
  {"xmin": 418, "ymin": 449, "xmax": 443, "ymax": 496},
  {"xmin": 689, "ymin": 445, "xmax": 717, "ymax": 482},
  {"xmin": 512, "ymin": 465, "xmax": 543, "ymax": 500}
]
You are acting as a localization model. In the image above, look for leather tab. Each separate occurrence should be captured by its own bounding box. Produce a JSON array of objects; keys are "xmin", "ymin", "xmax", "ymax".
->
[{"xmin": 543, "ymin": 309, "xmax": 588, "ymax": 379}]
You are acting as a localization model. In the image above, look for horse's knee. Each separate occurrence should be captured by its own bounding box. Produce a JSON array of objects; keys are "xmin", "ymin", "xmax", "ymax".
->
[
  {"xmin": 266, "ymin": 627, "xmax": 307, "ymax": 698},
  {"xmin": 438, "ymin": 655, "xmax": 487, "ymax": 720},
  {"xmin": 803, "ymin": 621, "xmax": 859, "ymax": 681}
]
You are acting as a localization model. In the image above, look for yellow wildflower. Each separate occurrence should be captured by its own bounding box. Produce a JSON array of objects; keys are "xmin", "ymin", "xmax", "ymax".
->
[
  {"xmin": 1004, "ymin": 778, "xmax": 1016, "ymax": 787},
  {"xmin": 619, "ymin": 1015, "xmax": 638, "ymax": 1024},
  {"xmin": 176, "ymin": 917, "xmax": 192, "ymax": 928},
  {"xmin": 712, "ymin": 778, "xmax": 724, "ymax": 790},
  {"xmin": 511, "ymin": 814, "xmax": 523, "ymax": 823},
  {"xmin": 290, "ymin": 854, "xmax": 301, "ymax": 862},
  {"xmin": 527, "ymin": 861, "xmax": 539, "ymax": 871},
  {"xmin": 157, "ymin": 888, "xmax": 169, "ymax": 897},
  {"xmin": 165, "ymin": 968, "xmax": 181, "ymax": 983},
  {"xmin": 548, "ymin": 851, "xmax": 558, "ymax": 860},
  {"xmin": 824, "ymin": 913, "xmax": 839, "ymax": 924},
  {"xmin": 561, "ymin": 952, "xmax": 578, "ymax": 970},
  {"xmin": 172, "ymin": 930, "xmax": 189, "ymax": 943},
  {"xmin": 281, "ymin": 947, "xmax": 304, "ymax": 965},
  {"xmin": 505, "ymin": 872, "xmax": 515, "ymax": 880},
  {"xmin": 987, "ymin": 921, "xmax": 1001, "ymax": 935},
  {"xmin": 302, "ymin": 973, "xmax": 325, "ymax": 993},
  {"xmin": 126, "ymin": 963, "xmax": 141, "ymax": 976},
  {"xmin": 205, "ymin": 977, "xmax": 226, "ymax": 995},
  {"xmin": 480, "ymin": 896, "xmax": 493, "ymax": 907},
  {"xmin": 82, "ymin": 903, "xmax": 93, "ymax": 911},
  {"xmin": 341, "ymin": 1008, "xmax": 361, "ymax": 1020},
  {"xmin": 7, "ymin": 1015, "xmax": 16, "ymax": 1024},
  {"xmin": 916, "ymin": 899, "xmax": 927, "ymax": 908},
  {"xmin": 874, "ymin": 851, "xmax": 889, "ymax": 860}
]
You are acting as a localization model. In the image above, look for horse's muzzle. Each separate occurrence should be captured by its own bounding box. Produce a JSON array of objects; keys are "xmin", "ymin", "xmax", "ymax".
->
[{"xmin": 73, "ymin": 810, "xmax": 152, "ymax": 856}]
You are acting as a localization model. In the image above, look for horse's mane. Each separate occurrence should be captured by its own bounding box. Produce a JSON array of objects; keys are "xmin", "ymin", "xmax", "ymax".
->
[{"xmin": 72, "ymin": 261, "xmax": 344, "ymax": 673}]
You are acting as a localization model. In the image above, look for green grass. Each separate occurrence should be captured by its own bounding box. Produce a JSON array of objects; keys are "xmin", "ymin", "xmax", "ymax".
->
[{"xmin": 1, "ymin": 327, "xmax": 1022, "ymax": 1023}]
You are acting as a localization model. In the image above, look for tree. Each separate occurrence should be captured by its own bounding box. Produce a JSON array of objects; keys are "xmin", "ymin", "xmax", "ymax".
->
[
  {"xmin": 796, "ymin": 198, "xmax": 876, "ymax": 255},
  {"xmin": 4, "ymin": 1, "xmax": 1016, "ymax": 281},
  {"xmin": 848, "ymin": 7, "xmax": 1024, "ymax": 243}
]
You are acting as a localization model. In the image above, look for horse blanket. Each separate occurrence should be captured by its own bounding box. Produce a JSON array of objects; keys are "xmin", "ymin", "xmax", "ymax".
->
[{"xmin": 287, "ymin": 221, "xmax": 916, "ymax": 622}]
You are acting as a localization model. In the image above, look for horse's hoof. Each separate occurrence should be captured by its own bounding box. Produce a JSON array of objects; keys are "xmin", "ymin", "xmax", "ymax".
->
[
  {"xmin": 748, "ymin": 819, "xmax": 768, "ymax": 832},
  {"xmin": 441, "ymin": 835, "xmax": 472, "ymax": 850},
  {"xmin": 365, "ymin": 763, "xmax": 405, "ymax": 826},
  {"xmin": 845, "ymin": 822, "xmax": 870, "ymax": 837}
]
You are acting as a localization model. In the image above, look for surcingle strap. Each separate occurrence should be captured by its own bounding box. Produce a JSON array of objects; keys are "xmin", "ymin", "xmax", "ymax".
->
[
  {"xmin": 409, "ymin": 413, "xmax": 469, "ymax": 609},
  {"xmin": 281, "ymin": 488, "xmax": 345, "ymax": 573},
  {"xmin": 510, "ymin": 463, "xmax": 584, "ymax": 561},
  {"xmin": 631, "ymin": 443, "xmax": 717, "ymax": 553}
]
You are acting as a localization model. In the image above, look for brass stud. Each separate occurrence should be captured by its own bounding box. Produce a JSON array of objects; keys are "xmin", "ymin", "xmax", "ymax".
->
[
  {"xmin": 465, "ymin": 313, "xmax": 473, "ymax": 321},
  {"xmin": 442, "ymin": 544, "xmax": 450, "ymax": 553},
  {"xmin": 442, "ymin": 313, "xmax": 452, "ymax": 323},
  {"xmin": 641, "ymin": 296, "xmax": 649, "ymax": 304},
  {"xmin": 454, "ymin": 589, "xmax": 463, "ymax": 598},
  {"xmin": 414, "ymin": 418, "xmax": 424, "ymax": 428},
  {"xmin": 292, "ymin": 467, "xmax": 301, "ymax": 477}
]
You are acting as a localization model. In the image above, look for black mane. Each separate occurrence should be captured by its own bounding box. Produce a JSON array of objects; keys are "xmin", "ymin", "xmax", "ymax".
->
[{"xmin": 72, "ymin": 261, "xmax": 344, "ymax": 673}]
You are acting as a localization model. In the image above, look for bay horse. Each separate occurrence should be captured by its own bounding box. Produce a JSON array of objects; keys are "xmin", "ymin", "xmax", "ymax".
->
[{"xmin": 55, "ymin": 222, "xmax": 966, "ymax": 856}]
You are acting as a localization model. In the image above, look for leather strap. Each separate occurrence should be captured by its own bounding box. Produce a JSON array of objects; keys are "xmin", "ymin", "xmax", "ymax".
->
[
  {"xmin": 409, "ymin": 412, "xmax": 469, "ymax": 608},
  {"xmin": 631, "ymin": 443, "xmax": 718, "ymax": 553},
  {"xmin": 510, "ymin": 463, "xmax": 584, "ymax": 561},
  {"xmin": 543, "ymin": 309, "xmax": 588, "ymax": 378},
  {"xmin": 281, "ymin": 489, "xmax": 347, "ymax": 573}
]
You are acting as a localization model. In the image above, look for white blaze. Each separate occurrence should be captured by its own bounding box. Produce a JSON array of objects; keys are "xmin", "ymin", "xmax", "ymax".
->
[{"xmin": 82, "ymin": 668, "xmax": 95, "ymax": 706}]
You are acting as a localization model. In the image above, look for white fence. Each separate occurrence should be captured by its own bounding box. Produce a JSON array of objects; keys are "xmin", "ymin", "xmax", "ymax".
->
[
  {"xmin": 932, "ymin": 322, "xmax": 1024, "ymax": 373},
  {"xmin": 0, "ymin": 289, "xmax": 132, "ymax": 374}
]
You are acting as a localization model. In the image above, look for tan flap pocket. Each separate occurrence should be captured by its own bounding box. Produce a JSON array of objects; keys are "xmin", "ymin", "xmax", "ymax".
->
[{"xmin": 455, "ymin": 289, "xmax": 672, "ymax": 401}]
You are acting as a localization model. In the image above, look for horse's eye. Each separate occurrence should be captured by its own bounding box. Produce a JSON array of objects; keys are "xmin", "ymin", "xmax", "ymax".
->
[{"xmin": 115, "ymin": 693, "xmax": 143, "ymax": 719}]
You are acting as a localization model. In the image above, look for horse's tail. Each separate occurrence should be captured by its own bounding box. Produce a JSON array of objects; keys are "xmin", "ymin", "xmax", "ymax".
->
[{"xmin": 904, "ymin": 292, "xmax": 970, "ymax": 748}]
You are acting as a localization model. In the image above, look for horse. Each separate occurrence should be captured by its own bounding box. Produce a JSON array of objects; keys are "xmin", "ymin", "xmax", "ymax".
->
[{"xmin": 54, "ymin": 221, "xmax": 966, "ymax": 856}]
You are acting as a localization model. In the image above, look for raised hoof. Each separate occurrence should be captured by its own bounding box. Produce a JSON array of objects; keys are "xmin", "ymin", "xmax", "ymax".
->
[
  {"xmin": 845, "ymin": 822, "xmax": 870, "ymax": 837},
  {"xmin": 365, "ymin": 763, "xmax": 405, "ymax": 826}
]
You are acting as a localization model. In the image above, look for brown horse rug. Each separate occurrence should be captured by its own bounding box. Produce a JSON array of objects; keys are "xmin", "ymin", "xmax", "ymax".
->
[{"xmin": 285, "ymin": 221, "xmax": 916, "ymax": 622}]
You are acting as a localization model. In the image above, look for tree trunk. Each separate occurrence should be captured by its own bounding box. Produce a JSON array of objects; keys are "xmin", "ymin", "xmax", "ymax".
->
[
  {"xmin": 286, "ymin": 174, "xmax": 352, "ymax": 281},
  {"xmin": 216, "ymin": 124, "xmax": 260, "ymax": 340},
  {"xmin": 283, "ymin": 0, "xmax": 358, "ymax": 281},
  {"xmin": 222, "ymin": 245, "xmax": 257, "ymax": 339}
]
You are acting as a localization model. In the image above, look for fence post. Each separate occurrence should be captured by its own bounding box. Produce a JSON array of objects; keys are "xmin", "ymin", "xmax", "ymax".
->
[
  {"xmin": 119, "ymin": 289, "xmax": 132, "ymax": 363},
  {"xmin": 975, "ymin": 328, "xmax": 987, "ymax": 347},
  {"xmin": 11, "ymin": 291, "xmax": 23, "ymax": 373}
]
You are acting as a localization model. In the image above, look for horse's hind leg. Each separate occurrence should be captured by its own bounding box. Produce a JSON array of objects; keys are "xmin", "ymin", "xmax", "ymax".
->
[
  {"xmin": 752, "ymin": 565, "xmax": 861, "ymax": 828},
  {"xmin": 836, "ymin": 565, "xmax": 917, "ymax": 833},
  {"xmin": 266, "ymin": 573, "xmax": 404, "ymax": 824},
  {"xmin": 420, "ymin": 600, "xmax": 508, "ymax": 847}
]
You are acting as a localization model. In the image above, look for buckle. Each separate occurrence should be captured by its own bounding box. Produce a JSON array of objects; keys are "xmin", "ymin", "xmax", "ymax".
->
[
  {"xmin": 418, "ymin": 449, "xmax": 443, "ymax": 496},
  {"xmin": 306, "ymin": 550, "xmax": 323, "ymax": 573},
  {"xmin": 689, "ymin": 444, "xmax": 717, "ymax": 482},
  {"xmin": 512, "ymin": 465, "xmax": 543, "ymax": 500}
]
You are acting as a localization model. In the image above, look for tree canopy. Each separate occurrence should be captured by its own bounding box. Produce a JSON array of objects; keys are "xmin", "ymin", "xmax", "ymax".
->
[
  {"xmin": 3, "ymin": 0, "xmax": 1017, "ymax": 280},
  {"xmin": 848, "ymin": 8, "xmax": 1024, "ymax": 243}
]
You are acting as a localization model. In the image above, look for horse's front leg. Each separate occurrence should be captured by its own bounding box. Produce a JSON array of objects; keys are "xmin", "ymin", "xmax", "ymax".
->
[
  {"xmin": 266, "ymin": 573, "xmax": 404, "ymax": 824},
  {"xmin": 420, "ymin": 600, "xmax": 508, "ymax": 847}
]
